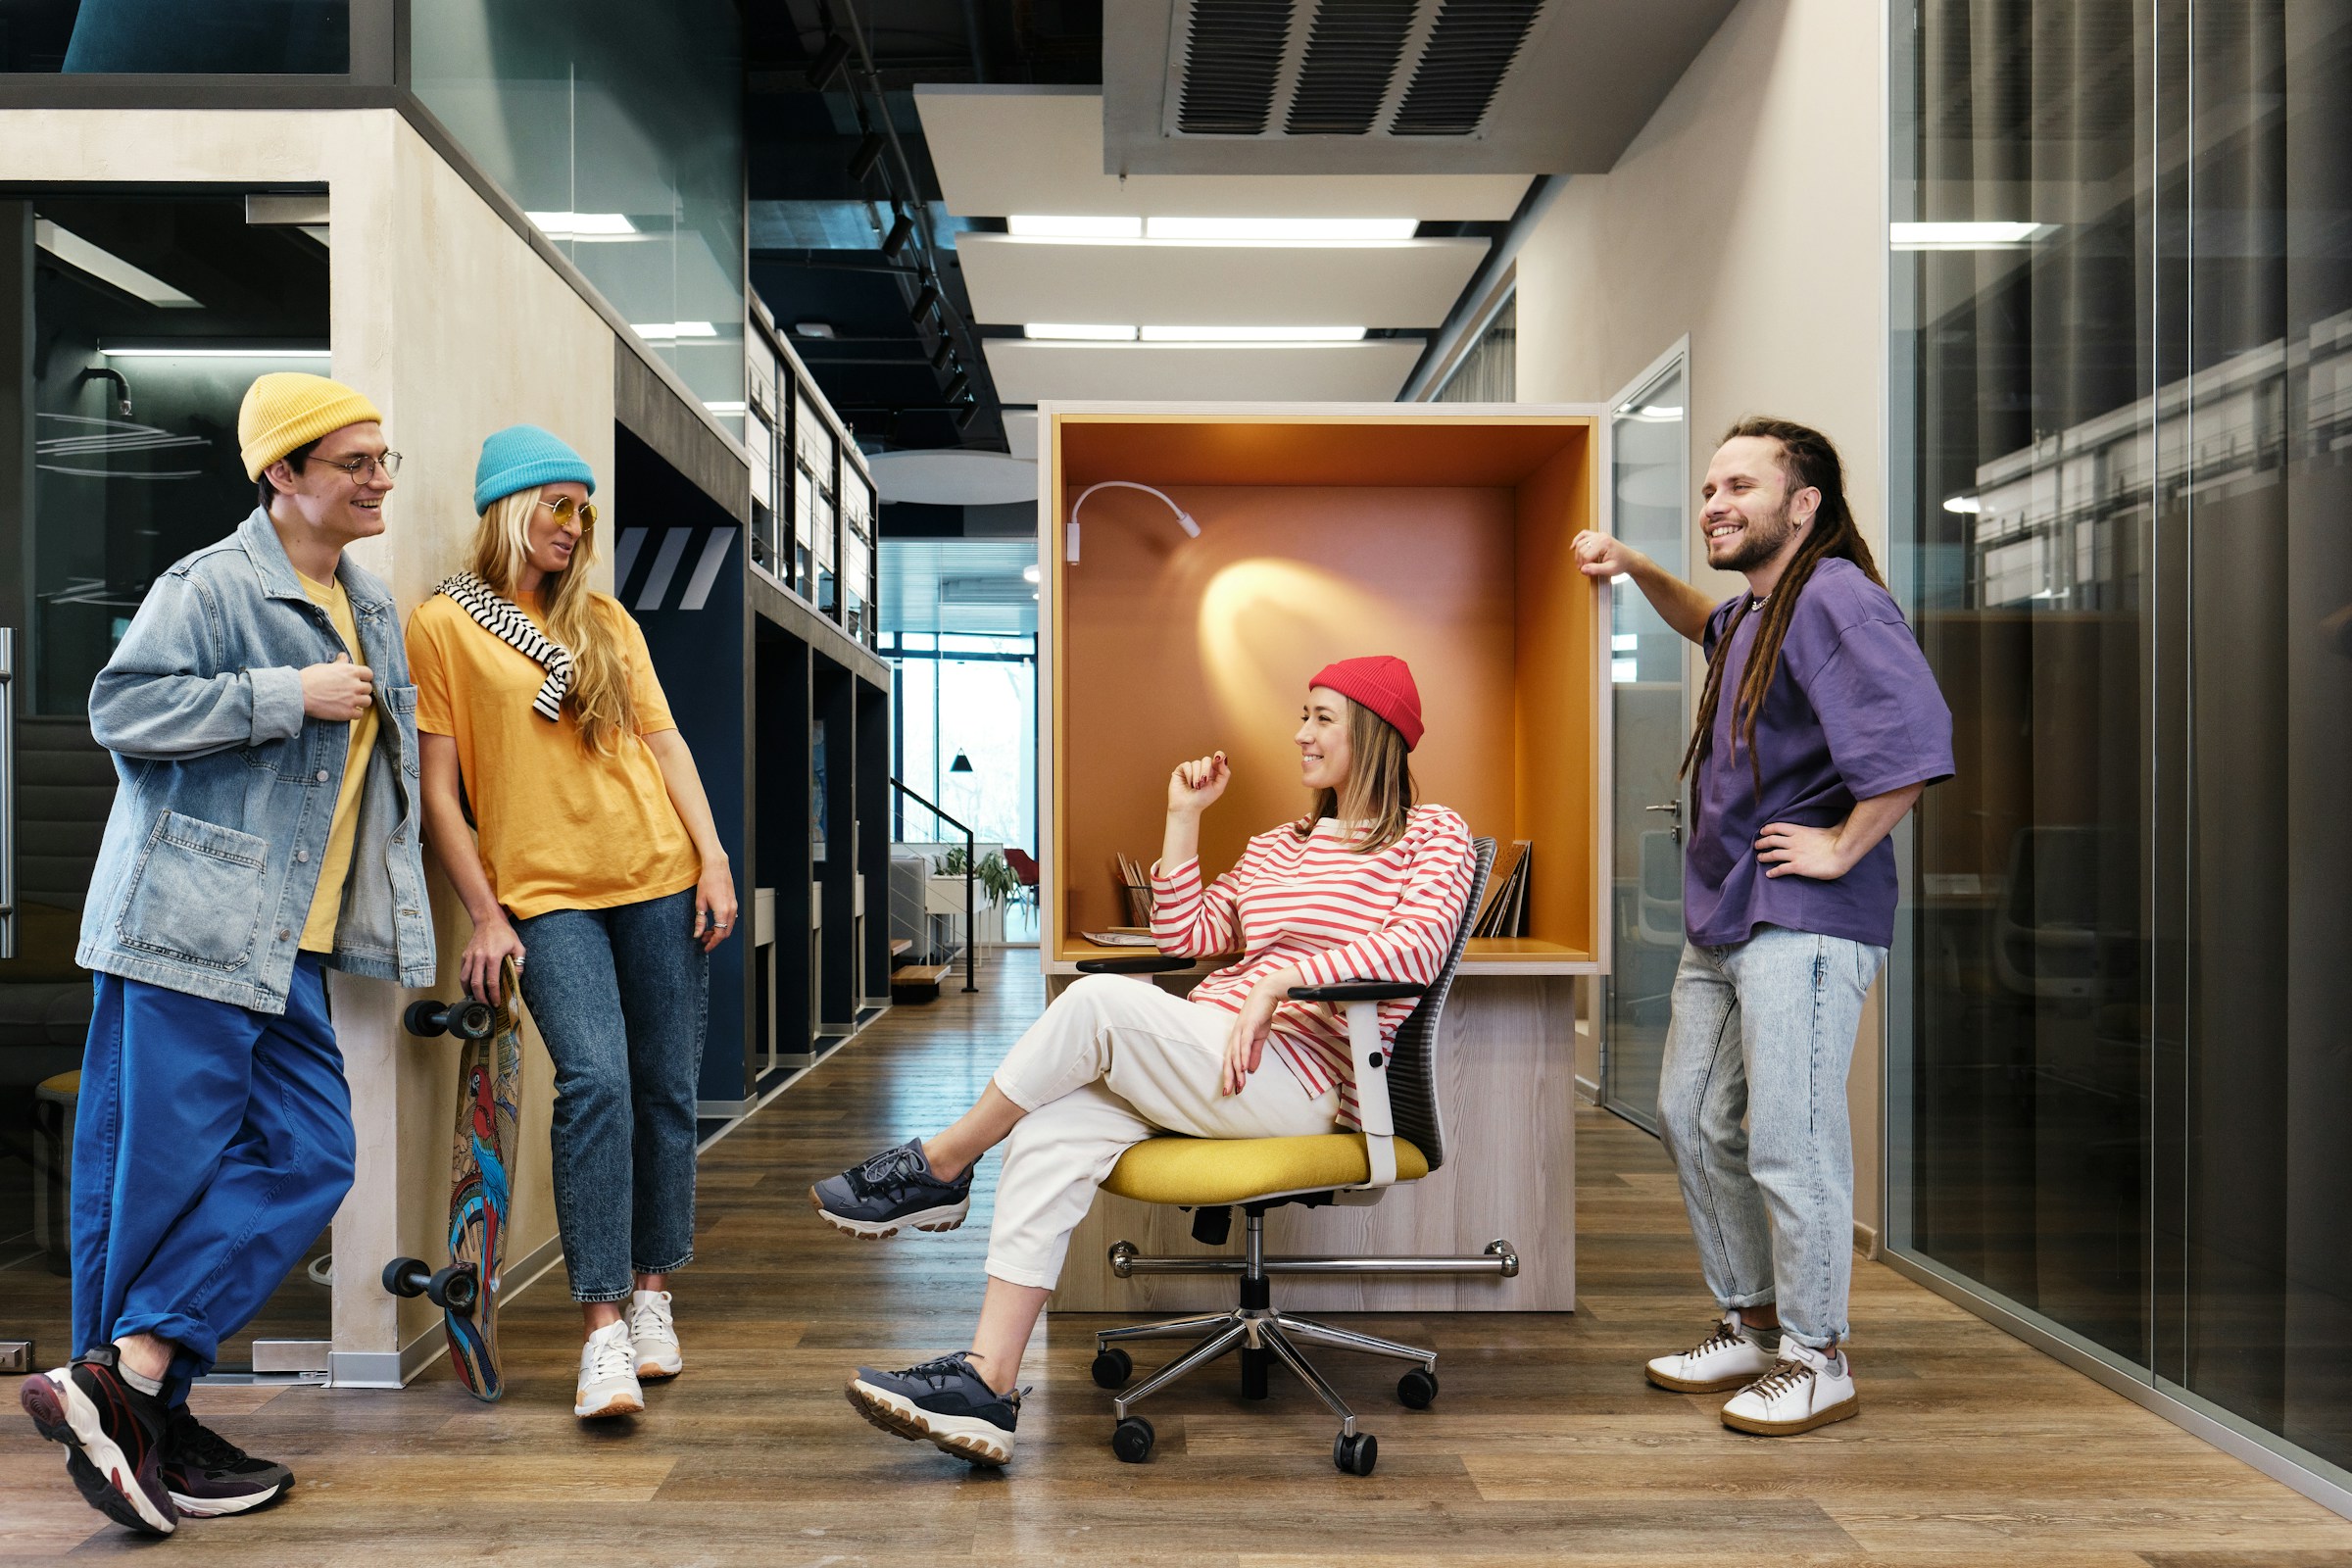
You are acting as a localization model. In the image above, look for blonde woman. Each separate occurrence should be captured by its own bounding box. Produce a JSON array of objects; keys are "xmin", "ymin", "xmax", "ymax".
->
[
  {"xmin": 406, "ymin": 425, "xmax": 737, "ymax": 1422},
  {"xmin": 811, "ymin": 657, "xmax": 1475, "ymax": 1467}
]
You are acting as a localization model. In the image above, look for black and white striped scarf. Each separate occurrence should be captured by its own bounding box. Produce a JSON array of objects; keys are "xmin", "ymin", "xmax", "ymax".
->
[{"xmin": 435, "ymin": 571, "xmax": 573, "ymax": 722}]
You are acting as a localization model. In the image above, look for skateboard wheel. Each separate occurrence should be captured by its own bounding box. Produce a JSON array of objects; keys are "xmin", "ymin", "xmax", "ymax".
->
[
  {"xmin": 432, "ymin": 1264, "xmax": 480, "ymax": 1314},
  {"xmin": 382, "ymin": 1256, "xmax": 430, "ymax": 1298},
  {"xmin": 402, "ymin": 999, "xmax": 449, "ymax": 1039},
  {"xmin": 448, "ymin": 1001, "xmax": 497, "ymax": 1041}
]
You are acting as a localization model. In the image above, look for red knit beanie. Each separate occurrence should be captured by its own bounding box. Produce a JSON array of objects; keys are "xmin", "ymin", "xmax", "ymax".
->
[{"xmin": 1307, "ymin": 656, "xmax": 1424, "ymax": 752}]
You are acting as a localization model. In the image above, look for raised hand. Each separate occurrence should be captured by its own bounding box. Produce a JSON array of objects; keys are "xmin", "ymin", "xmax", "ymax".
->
[
  {"xmin": 1167, "ymin": 751, "xmax": 1230, "ymax": 816},
  {"xmin": 1572, "ymin": 529, "xmax": 1642, "ymax": 579}
]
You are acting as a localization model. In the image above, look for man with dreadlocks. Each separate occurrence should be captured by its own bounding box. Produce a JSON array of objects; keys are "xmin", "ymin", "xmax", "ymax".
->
[{"xmin": 1574, "ymin": 416, "xmax": 1951, "ymax": 1437}]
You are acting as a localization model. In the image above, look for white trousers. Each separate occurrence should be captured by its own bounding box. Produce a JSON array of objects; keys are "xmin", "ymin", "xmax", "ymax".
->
[{"xmin": 985, "ymin": 973, "xmax": 1341, "ymax": 1288}]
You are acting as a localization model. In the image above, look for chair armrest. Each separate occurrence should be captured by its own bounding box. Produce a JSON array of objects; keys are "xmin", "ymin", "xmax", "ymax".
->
[
  {"xmin": 1075, "ymin": 956, "xmax": 1200, "ymax": 976},
  {"xmin": 1290, "ymin": 978, "xmax": 1426, "ymax": 1004}
]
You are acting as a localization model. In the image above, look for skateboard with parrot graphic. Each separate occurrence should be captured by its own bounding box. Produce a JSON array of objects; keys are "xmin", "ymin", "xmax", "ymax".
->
[{"xmin": 382, "ymin": 956, "xmax": 523, "ymax": 1400}]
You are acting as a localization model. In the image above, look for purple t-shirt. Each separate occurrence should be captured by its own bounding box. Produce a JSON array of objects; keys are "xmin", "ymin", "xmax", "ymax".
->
[{"xmin": 1685, "ymin": 558, "xmax": 1953, "ymax": 950}]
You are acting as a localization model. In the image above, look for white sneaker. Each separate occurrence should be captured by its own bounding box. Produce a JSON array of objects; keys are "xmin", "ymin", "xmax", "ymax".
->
[
  {"xmin": 1645, "ymin": 1311, "xmax": 1781, "ymax": 1394},
  {"xmin": 575, "ymin": 1320, "xmax": 645, "ymax": 1420},
  {"xmin": 1720, "ymin": 1340, "xmax": 1858, "ymax": 1435},
  {"xmin": 628, "ymin": 1290, "xmax": 682, "ymax": 1381}
]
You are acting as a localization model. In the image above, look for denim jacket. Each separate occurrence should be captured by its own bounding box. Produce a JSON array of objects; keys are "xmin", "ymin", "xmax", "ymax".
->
[{"xmin": 76, "ymin": 509, "xmax": 436, "ymax": 1011}]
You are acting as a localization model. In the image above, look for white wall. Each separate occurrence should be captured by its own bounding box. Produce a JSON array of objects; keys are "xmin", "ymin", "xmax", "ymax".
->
[{"xmin": 1514, "ymin": 0, "xmax": 1890, "ymax": 1246}]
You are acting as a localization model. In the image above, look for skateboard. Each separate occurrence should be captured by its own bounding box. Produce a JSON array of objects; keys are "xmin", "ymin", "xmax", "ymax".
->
[{"xmin": 382, "ymin": 957, "xmax": 522, "ymax": 1401}]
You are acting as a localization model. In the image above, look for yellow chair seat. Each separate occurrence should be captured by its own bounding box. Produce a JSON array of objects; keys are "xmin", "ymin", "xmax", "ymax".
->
[{"xmin": 1102, "ymin": 1132, "xmax": 1430, "ymax": 1206}]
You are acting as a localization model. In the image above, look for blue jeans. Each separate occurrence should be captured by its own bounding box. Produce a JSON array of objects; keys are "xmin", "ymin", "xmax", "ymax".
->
[
  {"xmin": 1655, "ymin": 925, "xmax": 1886, "ymax": 1350},
  {"xmin": 73, "ymin": 954, "xmax": 353, "ymax": 1394},
  {"xmin": 515, "ymin": 889, "xmax": 708, "ymax": 1303}
]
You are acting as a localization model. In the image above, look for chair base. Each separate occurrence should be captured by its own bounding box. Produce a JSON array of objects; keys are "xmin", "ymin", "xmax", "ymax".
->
[
  {"xmin": 1097, "ymin": 1305, "xmax": 1435, "ymax": 1440},
  {"xmin": 1090, "ymin": 1209, "xmax": 1443, "ymax": 1471}
]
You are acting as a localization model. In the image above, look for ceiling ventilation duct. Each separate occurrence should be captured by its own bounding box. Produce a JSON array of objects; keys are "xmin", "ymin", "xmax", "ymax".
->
[{"xmin": 1104, "ymin": 0, "xmax": 1742, "ymax": 174}]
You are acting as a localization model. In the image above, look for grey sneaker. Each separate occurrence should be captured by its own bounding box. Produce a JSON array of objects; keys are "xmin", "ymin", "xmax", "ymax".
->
[
  {"xmin": 810, "ymin": 1138, "xmax": 973, "ymax": 1240},
  {"xmin": 845, "ymin": 1352, "xmax": 1022, "ymax": 1466}
]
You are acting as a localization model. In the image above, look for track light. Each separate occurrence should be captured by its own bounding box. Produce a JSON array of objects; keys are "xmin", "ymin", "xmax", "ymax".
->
[
  {"xmin": 955, "ymin": 402, "xmax": 979, "ymax": 432},
  {"xmin": 804, "ymin": 33, "xmax": 851, "ymax": 87},
  {"xmin": 929, "ymin": 338, "xmax": 953, "ymax": 371},
  {"xmin": 848, "ymin": 132, "xmax": 886, "ymax": 182},
  {"xmin": 881, "ymin": 210, "xmax": 915, "ymax": 260},
  {"xmin": 943, "ymin": 370, "xmax": 968, "ymax": 403},
  {"xmin": 910, "ymin": 278, "xmax": 941, "ymax": 322}
]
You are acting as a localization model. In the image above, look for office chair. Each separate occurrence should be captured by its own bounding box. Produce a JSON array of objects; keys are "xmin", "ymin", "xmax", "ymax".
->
[
  {"xmin": 1073, "ymin": 837, "xmax": 1501, "ymax": 1476},
  {"xmin": 1004, "ymin": 846, "xmax": 1042, "ymax": 916}
]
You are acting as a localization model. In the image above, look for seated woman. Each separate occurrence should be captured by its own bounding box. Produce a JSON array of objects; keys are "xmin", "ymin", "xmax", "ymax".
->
[{"xmin": 811, "ymin": 656, "xmax": 1475, "ymax": 1467}]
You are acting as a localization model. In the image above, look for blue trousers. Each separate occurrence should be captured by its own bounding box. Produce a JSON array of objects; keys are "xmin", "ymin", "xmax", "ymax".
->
[
  {"xmin": 515, "ymin": 889, "xmax": 708, "ymax": 1303},
  {"xmin": 73, "ymin": 954, "xmax": 355, "ymax": 1392}
]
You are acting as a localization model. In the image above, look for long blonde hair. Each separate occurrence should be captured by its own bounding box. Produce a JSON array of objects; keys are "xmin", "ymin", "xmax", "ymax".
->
[
  {"xmin": 469, "ymin": 487, "xmax": 638, "ymax": 755},
  {"xmin": 1293, "ymin": 698, "xmax": 1417, "ymax": 855}
]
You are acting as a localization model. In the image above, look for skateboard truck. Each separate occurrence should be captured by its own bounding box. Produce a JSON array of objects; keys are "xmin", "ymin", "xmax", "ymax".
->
[
  {"xmin": 382, "ymin": 1256, "xmax": 480, "ymax": 1314},
  {"xmin": 404, "ymin": 995, "xmax": 497, "ymax": 1041}
]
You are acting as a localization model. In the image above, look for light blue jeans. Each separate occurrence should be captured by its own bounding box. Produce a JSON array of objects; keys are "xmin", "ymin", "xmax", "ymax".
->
[{"xmin": 1655, "ymin": 924, "xmax": 1886, "ymax": 1350}]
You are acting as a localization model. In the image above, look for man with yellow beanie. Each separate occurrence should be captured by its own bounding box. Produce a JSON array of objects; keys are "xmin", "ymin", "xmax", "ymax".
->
[{"xmin": 18, "ymin": 372, "xmax": 435, "ymax": 1538}]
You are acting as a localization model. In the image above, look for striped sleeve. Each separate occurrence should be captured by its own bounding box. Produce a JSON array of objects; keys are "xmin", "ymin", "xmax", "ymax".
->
[
  {"xmin": 1289, "ymin": 811, "xmax": 1476, "ymax": 993},
  {"xmin": 1149, "ymin": 854, "xmax": 1242, "ymax": 956}
]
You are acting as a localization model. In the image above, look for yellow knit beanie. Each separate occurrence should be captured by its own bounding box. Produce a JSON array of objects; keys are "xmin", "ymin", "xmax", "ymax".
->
[{"xmin": 238, "ymin": 372, "xmax": 384, "ymax": 480}]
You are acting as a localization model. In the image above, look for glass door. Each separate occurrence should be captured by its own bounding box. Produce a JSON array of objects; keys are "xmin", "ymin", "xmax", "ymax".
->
[{"xmin": 1599, "ymin": 347, "xmax": 1690, "ymax": 1134}]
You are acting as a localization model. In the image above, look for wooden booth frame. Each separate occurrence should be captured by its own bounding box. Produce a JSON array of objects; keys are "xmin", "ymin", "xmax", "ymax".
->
[{"xmin": 1034, "ymin": 402, "xmax": 1616, "ymax": 1314}]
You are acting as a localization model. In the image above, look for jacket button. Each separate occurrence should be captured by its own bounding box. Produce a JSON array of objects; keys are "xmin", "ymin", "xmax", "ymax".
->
[
  {"xmin": 391, "ymin": 831, "xmax": 404, "ymax": 844},
  {"xmin": 315, "ymin": 768, "xmax": 329, "ymax": 782},
  {"xmin": 296, "ymin": 850, "xmax": 310, "ymax": 862},
  {"xmin": 278, "ymin": 927, "xmax": 292, "ymax": 942}
]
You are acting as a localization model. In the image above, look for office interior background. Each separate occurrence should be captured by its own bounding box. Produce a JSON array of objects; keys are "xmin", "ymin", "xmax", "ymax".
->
[{"xmin": 2, "ymin": 0, "xmax": 2350, "ymax": 1553}]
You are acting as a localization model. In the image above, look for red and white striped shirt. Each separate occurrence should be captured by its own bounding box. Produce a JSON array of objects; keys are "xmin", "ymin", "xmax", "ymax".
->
[{"xmin": 1151, "ymin": 804, "xmax": 1476, "ymax": 1128}]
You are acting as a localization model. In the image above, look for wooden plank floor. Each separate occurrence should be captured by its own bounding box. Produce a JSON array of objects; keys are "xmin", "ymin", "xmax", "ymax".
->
[{"xmin": 10, "ymin": 963, "xmax": 2352, "ymax": 1564}]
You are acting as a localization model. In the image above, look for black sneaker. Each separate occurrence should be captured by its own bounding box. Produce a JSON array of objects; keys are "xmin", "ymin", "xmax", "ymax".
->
[
  {"xmin": 810, "ymin": 1138, "xmax": 973, "ymax": 1239},
  {"xmin": 19, "ymin": 1347, "xmax": 177, "ymax": 1536},
  {"xmin": 162, "ymin": 1407, "xmax": 294, "ymax": 1517},
  {"xmin": 845, "ymin": 1352, "xmax": 1022, "ymax": 1466}
]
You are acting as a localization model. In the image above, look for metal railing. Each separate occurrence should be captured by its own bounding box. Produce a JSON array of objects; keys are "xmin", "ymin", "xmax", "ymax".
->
[{"xmin": 889, "ymin": 778, "xmax": 976, "ymax": 994}]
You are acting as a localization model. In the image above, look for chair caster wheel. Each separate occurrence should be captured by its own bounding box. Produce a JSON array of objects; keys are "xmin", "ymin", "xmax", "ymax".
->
[
  {"xmin": 1091, "ymin": 1348, "xmax": 1133, "ymax": 1389},
  {"xmin": 1110, "ymin": 1415, "xmax": 1155, "ymax": 1463},
  {"xmin": 1333, "ymin": 1431, "xmax": 1378, "ymax": 1475},
  {"xmin": 1397, "ymin": 1368, "xmax": 1438, "ymax": 1408}
]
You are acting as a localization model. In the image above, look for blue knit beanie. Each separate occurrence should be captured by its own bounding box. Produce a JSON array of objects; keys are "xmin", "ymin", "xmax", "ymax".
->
[{"xmin": 473, "ymin": 424, "xmax": 596, "ymax": 514}]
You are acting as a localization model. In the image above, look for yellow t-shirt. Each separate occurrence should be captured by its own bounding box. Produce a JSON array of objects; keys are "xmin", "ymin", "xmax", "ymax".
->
[
  {"xmin": 299, "ymin": 572, "xmax": 380, "ymax": 954},
  {"xmin": 406, "ymin": 588, "xmax": 701, "ymax": 920}
]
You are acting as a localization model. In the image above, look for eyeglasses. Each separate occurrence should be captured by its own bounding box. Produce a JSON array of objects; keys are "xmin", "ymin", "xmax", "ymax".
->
[
  {"xmin": 539, "ymin": 495, "xmax": 599, "ymax": 529},
  {"xmin": 314, "ymin": 450, "xmax": 403, "ymax": 482}
]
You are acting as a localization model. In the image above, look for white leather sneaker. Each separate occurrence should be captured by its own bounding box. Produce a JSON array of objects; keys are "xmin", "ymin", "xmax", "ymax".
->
[
  {"xmin": 575, "ymin": 1320, "xmax": 645, "ymax": 1420},
  {"xmin": 628, "ymin": 1290, "xmax": 682, "ymax": 1381},
  {"xmin": 1645, "ymin": 1311, "xmax": 1782, "ymax": 1394},
  {"xmin": 1720, "ymin": 1340, "xmax": 1857, "ymax": 1435}
]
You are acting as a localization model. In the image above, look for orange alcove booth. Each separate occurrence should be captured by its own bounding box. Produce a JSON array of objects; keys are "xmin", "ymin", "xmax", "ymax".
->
[{"xmin": 1039, "ymin": 406, "xmax": 1610, "ymax": 979}]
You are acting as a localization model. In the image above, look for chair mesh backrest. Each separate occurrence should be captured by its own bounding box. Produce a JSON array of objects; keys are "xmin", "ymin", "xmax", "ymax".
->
[{"xmin": 1388, "ymin": 837, "xmax": 1495, "ymax": 1174}]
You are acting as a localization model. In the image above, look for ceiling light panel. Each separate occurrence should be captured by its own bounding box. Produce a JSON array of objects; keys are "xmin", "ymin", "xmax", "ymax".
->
[
  {"xmin": 1889, "ymin": 221, "xmax": 2056, "ymax": 250},
  {"xmin": 1025, "ymin": 323, "xmax": 1140, "ymax": 340},
  {"xmin": 1140, "ymin": 324, "xmax": 1367, "ymax": 341},
  {"xmin": 1008, "ymin": 214, "xmax": 1145, "ymax": 238},
  {"xmin": 957, "ymin": 232, "xmax": 1482, "ymax": 329},
  {"xmin": 526, "ymin": 210, "xmax": 640, "ymax": 239},
  {"xmin": 1144, "ymin": 217, "xmax": 1417, "ymax": 241}
]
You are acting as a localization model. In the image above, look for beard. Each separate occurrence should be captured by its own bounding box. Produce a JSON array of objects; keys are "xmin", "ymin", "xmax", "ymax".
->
[{"xmin": 1710, "ymin": 498, "xmax": 1802, "ymax": 572}]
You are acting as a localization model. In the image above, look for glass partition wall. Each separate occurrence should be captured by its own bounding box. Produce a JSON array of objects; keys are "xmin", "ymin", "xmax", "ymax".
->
[{"xmin": 1889, "ymin": 0, "xmax": 2352, "ymax": 1500}]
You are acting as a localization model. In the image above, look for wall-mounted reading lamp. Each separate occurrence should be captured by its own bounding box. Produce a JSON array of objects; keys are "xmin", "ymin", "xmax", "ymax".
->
[{"xmin": 1064, "ymin": 480, "xmax": 1198, "ymax": 564}]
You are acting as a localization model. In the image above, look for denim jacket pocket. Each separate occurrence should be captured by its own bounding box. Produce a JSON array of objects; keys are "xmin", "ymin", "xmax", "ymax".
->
[{"xmin": 116, "ymin": 810, "xmax": 270, "ymax": 971}]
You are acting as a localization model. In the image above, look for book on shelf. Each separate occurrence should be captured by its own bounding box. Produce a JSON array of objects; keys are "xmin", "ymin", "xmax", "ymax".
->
[
  {"xmin": 1471, "ymin": 840, "xmax": 1533, "ymax": 939},
  {"xmin": 1080, "ymin": 928, "xmax": 1158, "ymax": 949}
]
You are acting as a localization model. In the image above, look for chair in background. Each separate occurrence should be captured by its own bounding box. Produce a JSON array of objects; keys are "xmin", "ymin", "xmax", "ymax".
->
[
  {"xmin": 1074, "ymin": 837, "xmax": 1501, "ymax": 1476},
  {"xmin": 1004, "ymin": 847, "xmax": 1041, "ymax": 917}
]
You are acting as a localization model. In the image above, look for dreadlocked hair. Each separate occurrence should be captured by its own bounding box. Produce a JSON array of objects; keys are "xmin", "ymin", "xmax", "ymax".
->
[{"xmin": 1682, "ymin": 417, "xmax": 1885, "ymax": 801}]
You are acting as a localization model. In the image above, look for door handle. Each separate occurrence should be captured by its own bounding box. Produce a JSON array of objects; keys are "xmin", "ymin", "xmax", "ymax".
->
[{"xmin": 1643, "ymin": 798, "xmax": 1682, "ymax": 845}]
